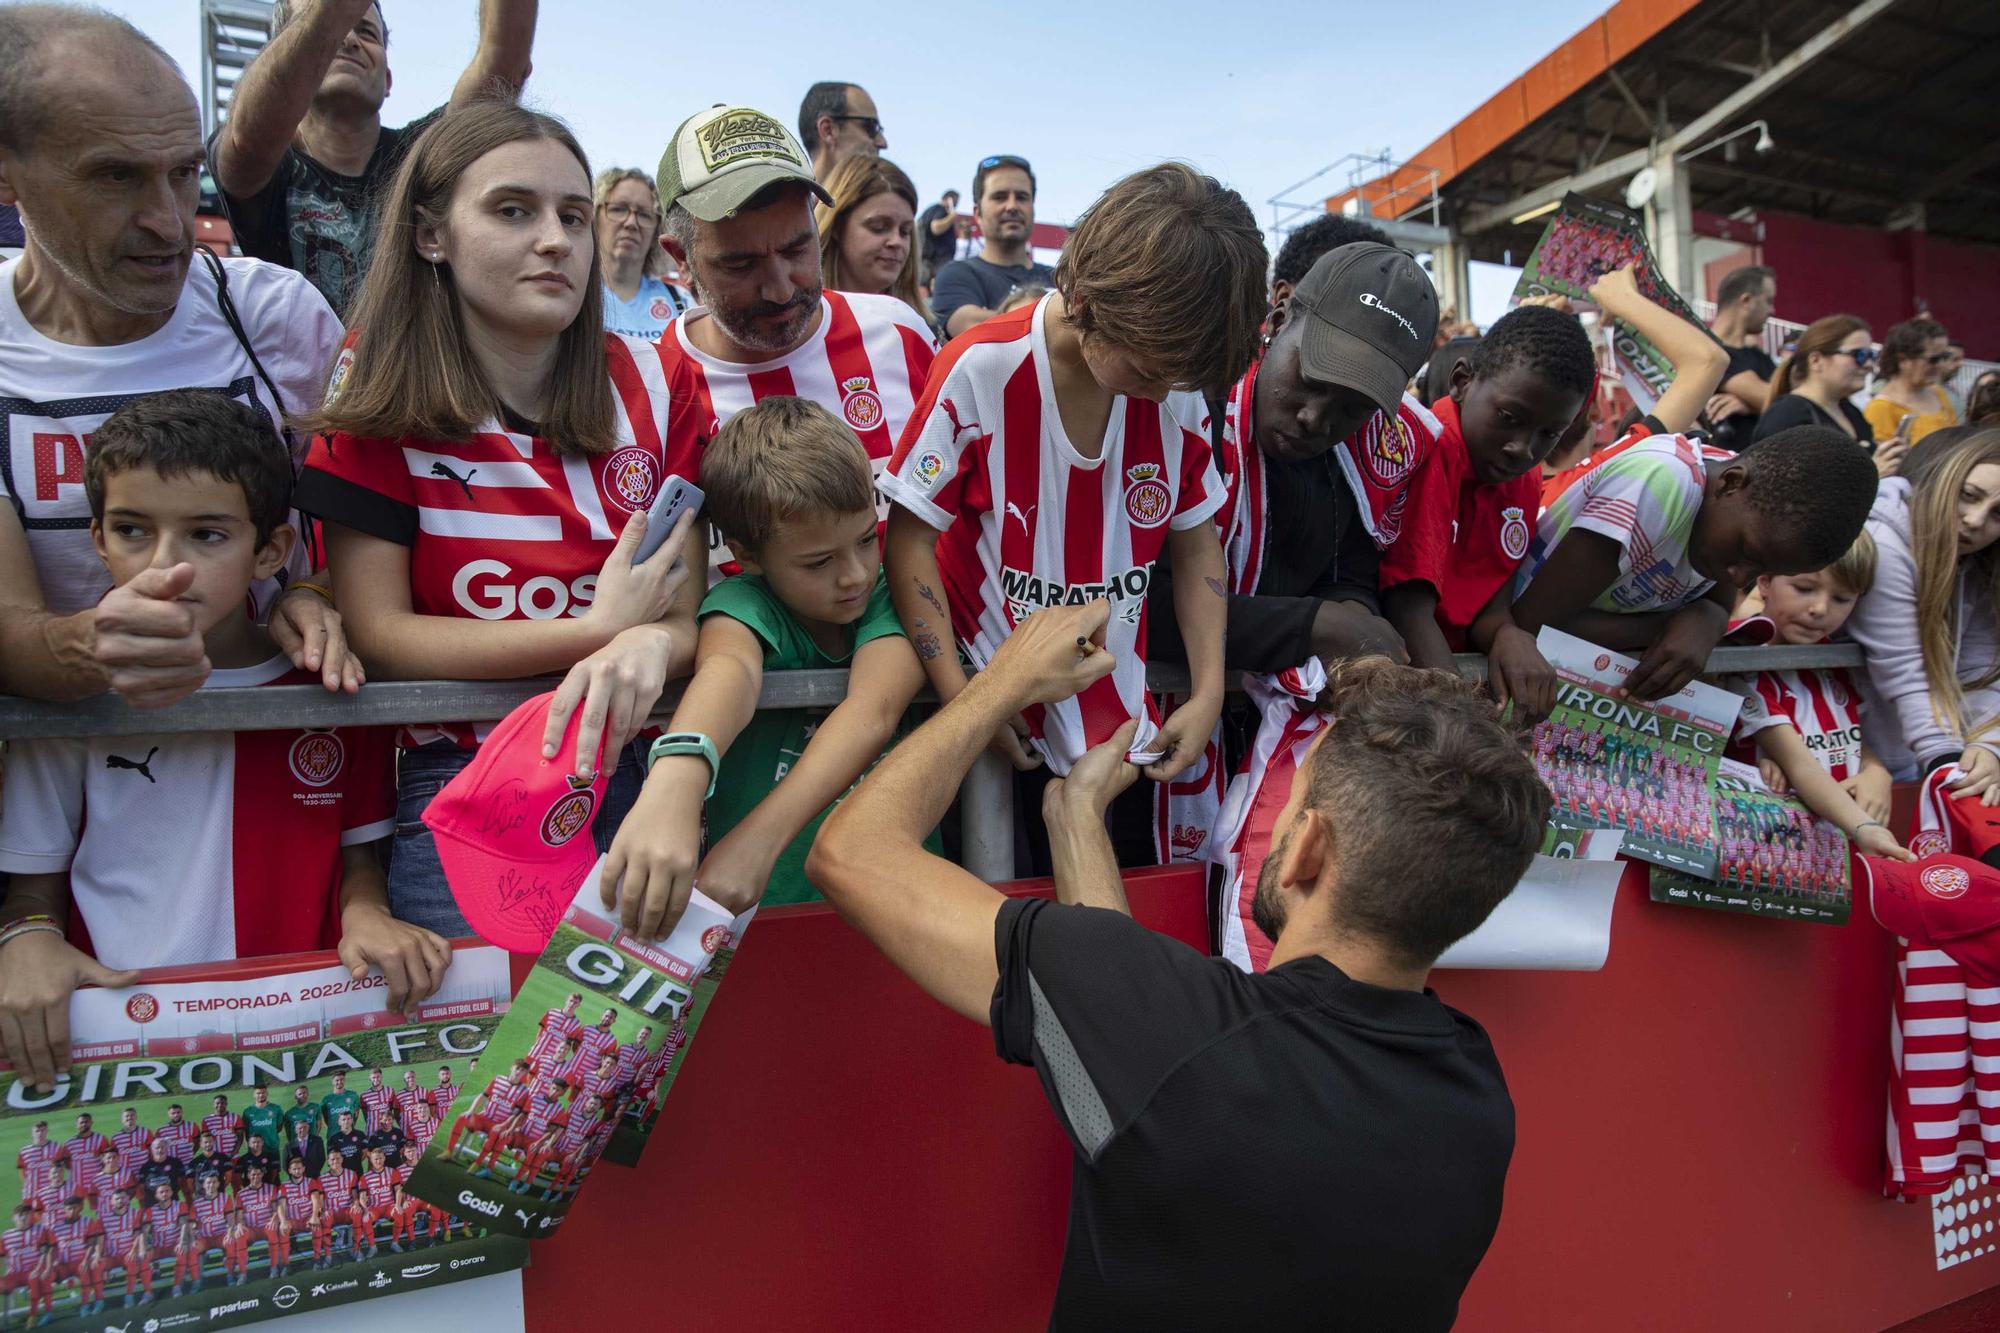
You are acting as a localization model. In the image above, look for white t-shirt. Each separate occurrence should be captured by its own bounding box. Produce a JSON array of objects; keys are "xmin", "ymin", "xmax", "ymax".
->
[
  {"xmin": 0, "ymin": 255, "xmax": 342, "ymax": 613},
  {"xmin": 1518, "ymin": 433, "xmax": 1713, "ymax": 613}
]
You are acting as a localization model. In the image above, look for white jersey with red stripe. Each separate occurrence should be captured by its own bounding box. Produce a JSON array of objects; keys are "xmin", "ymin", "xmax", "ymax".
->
[
  {"xmin": 96, "ymin": 1202, "xmax": 140, "ymax": 1255},
  {"xmin": 317, "ymin": 1169, "xmax": 356, "ymax": 1213},
  {"xmin": 155, "ymin": 1121, "xmax": 194, "ymax": 1165},
  {"xmin": 613, "ymin": 1038, "xmax": 650, "ymax": 1083},
  {"xmin": 359, "ymin": 1170, "xmax": 396, "ymax": 1210},
  {"xmin": 1883, "ymin": 766, "xmax": 2000, "ymax": 1196},
  {"xmin": 278, "ymin": 1177, "xmax": 320, "ymax": 1221},
  {"xmin": 1724, "ymin": 662, "xmax": 1865, "ymax": 783},
  {"xmin": 200, "ymin": 1115, "xmax": 238, "ymax": 1158},
  {"xmin": 526, "ymin": 1011, "xmax": 581, "ymax": 1071},
  {"xmin": 656, "ymin": 292, "xmax": 936, "ymax": 576},
  {"xmin": 428, "ymin": 1080, "xmax": 459, "ymax": 1117},
  {"xmin": 16, "ymin": 1140, "xmax": 58, "ymax": 1192},
  {"xmin": 46, "ymin": 1215, "xmax": 91, "ymax": 1264},
  {"xmin": 575, "ymin": 1024, "xmax": 618, "ymax": 1067},
  {"xmin": 360, "ymin": 1085, "xmax": 395, "ymax": 1128},
  {"xmin": 1214, "ymin": 660, "xmax": 1331, "ymax": 973},
  {"xmin": 880, "ymin": 296, "xmax": 1226, "ymax": 774},
  {"xmin": 111, "ymin": 1126, "xmax": 153, "ymax": 1175},
  {"xmin": 191, "ymin": 1193, "xmax": 229, "ymax": 1238},
  {"xmin": 234, "ymin": 1183, "xmax": 277, "ymax": 1228},
  {"xmin": 0, "ymin": 656, "xmax": 393, "ymax": 968},
  {"xmin": 61, "ymin": 1132, "xmax": 109, "ymax": 1169},
  {"xmin": 1, "ymin": 1222, "xmax": 47, "ymax": 1269},
  {"xmin": 392, "ymin": 1087, "xmax": 428, "ymax": 1129}
]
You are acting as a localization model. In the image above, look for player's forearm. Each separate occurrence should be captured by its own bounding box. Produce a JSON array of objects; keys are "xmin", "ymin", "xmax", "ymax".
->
[
  {"xmin": 451, "ymin": 0, "xmax": 538, "ymax": 104},
  {"xmin": 740, "ymin": 678, "xmax": 916, "ymax": 856},
  {"xmin": 661, "ymin": 648, "xmax": 762, "ymax": 763},
  {"xmin": 886, "ymin": 511, "xmax": 970, "ymax": 698},
  {"xmin": 1168, "ymin": 525, "xmax": 1228, "ymax": 701},
  {"xmin": 213, "ymin": 0, "xmax": 378, "ymax": 197},
  {"xmin": 1382, "ymin": 583, "xmax": 1456, "ymax": 672},
  {"xmin": 1043, "ymin": 789, "xmax": 1131, "ymax": 915},
  {"xmin": 0, "ymin": 602, "xmax": 108, "ymax": 701}
]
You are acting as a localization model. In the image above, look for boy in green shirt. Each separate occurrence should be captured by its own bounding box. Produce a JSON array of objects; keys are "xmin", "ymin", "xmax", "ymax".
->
[{"xmin": 602, "ymin": 397, "xmax": 932, "ymax": 940}]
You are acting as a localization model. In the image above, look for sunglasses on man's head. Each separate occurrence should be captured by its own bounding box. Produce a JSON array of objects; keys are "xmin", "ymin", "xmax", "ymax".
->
[{"xmin": 979, "ymin": 155, "xmax": 1033, "ymax": 173}]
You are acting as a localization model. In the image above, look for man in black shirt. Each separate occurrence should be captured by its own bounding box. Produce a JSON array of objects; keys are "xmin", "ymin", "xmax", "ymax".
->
[
  {"xmin": 917, "ymin": 189, "xmax": 960, "ymax": 285},
  {"xmin": 327, "ymin": 1110, "xmax": 369, "ymax": 1176},
  {"xmin": 1705, "ymin": 264, "xmax": 1777, "ymax": 452},
  {"xmin": 932, "ymin": 156, "xmax": 1055, "ymax": 336},
  {"xmin": 811, "ymin": 601, "xmax": 1548, "ymax": 1328},
  {"xmin": 235, "ymin": 1133, "xmax": 279, "ymax": 1187},
  {"xmin": 364, "ymin": 1106, "xmax": 405, "ymax": 1166},
  {"xmin": 136, "ymin": 1137, "xmax": 187, "ymax": 1204},
  {"xmin": 208, "ymin": 0, "xmax": 537, "ymax": 314}
]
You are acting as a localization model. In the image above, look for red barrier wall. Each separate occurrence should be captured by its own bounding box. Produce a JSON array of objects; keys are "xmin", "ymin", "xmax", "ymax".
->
[{"xmin": 521, "ymin": 860, "xmax": 2000, "ymax": 1331}]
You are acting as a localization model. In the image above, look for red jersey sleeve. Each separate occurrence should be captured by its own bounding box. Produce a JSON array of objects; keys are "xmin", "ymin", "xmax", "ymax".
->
[
  {"xmin": 1331, "ymin": 395, "xmax": 1441, "ymax": 550},
  {"xmin": 295, "ymin": 430, "xmax": 418, "ymax": 546},
  {"xmin": 335, "ymin": 725, "xmax": 396, "ymax": 843},
  {"xmin": 880, "ymin": 308, "xmax": 1030, "ymax": 532},
  {"xmin": 1378, "ymin": 442, "xmax": 1459, "ymax": 595},
  {"xmin": 1167, "ymin": 402, "xmax": 1227, "ymax": 532}
]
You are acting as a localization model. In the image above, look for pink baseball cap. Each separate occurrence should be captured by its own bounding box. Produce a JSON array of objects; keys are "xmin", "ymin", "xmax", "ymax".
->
[
  {"xmin": 423, "ymin": 692, "xmax": 609, "ymax": 953},
  {"xmin": 1859, "ymin": 851, "xmax": 2000, "ymax": 985}
]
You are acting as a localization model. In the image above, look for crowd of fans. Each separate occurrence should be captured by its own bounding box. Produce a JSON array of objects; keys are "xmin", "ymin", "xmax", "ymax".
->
[{"xmin": 1, "ymin": 1, "xmax": 1998, "ymax": 1325}]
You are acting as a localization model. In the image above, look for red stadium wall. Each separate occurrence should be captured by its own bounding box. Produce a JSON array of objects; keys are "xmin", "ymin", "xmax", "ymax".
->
[{"xmin": 519, "ymin": 857, "xmax": 2000, "ymax": 1331}]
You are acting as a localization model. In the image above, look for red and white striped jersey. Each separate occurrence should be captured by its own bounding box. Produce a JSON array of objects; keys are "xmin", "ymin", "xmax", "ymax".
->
[
  {"xmin": 0, "ymin": 658, "xmax": 395, "ymax": 969},
  {"xmin": 657, "ymin": 292, "xmax": 936, "ymax": 573},
  {"xmin": 200, "ymin": 1114, "xmax": 239, "ymax": 1157},
  {"xmin": 613, "ymin": 1038, "xmax": 650, "ymax": 1083},
  {"xmin": 60, "ymin": 1133, "xmax": 109, "ymax": 1169},
  {"xmin": 278, "ymin": 1177, "xmax": 320, "ymax": 1221},
  {"xmin": 392, "ymin": 1163, "xmax": 415, "ymax": 1195},
  {"xmin": 296, "ymin": 333, "xmax": 684, "ymax": 749},
  {"xmin": 155, "ymin": 1121, "xmax": 194, "ymax": 1165},
  {"xmin": 191, "ymin": 1192, "xmax": 229, "ymax": 1237},
  {"xmin": 880, "ymin": 297, "xmax": 1226, "ymax": 774},
  {"xmin": 557, "ymin": 1107, "xmax": 603, "ymax": 1152},
  {"xmin": 359, "ymin": 1170, "xmax": 396, "ymax": 1209},
  {"xmin": 1725, "ymin": 662, "xmax": 1866, "ymax": 783},
  {"xmin": 575, "ymin": 1024, "xmax": 618, "ymax": 1068},
  {"xmin": 111, "ymin": 1126, "xmax": 153, "ymax": 1175},
  {"xmin": 0, "ymin": 1222, "xmax": 46, "ymax": 1268},
  {"xmin": 1884, "ymin": 766, "xmax": 2000, "ymax": 1197},
  {"xmin": 29, "ymin": 1170, "xmax": 68, "ymax": 1211},
  {"xmin": 317, "ymin": 1169, "xmax": 356, "ymax": 1213},
  {"xmin": 96, "ymin": 1202, "xmax": 140, "ymax": 1255},
  {"xmin": 567, "ymin": 1066, "xmax": 618, "ymax": 1106},
  {"xmin": 1214, "ymin": 661, "xmax": 1331, "ymax": 974},
  {"xmin": 144, "ymin": 1202, "xmax": 185, "ymax": 1248},
  {"xmin": 16, "ymin": 1140, "xmax": 58, "ymax": 1192},
  {"xmin": 476, "ymin": 1076, "xmax": 525, "ymax": 1119},
  {"xmin": 67, "ymin": 1153, "xmax": 104, "ymax": 1202},
  {"xmin": 527, "ymin": 1011, "xmax": 582, "ymax": 1071},
  {"xmin": 428, "ymin": 1079, "xmax": 459, "ymax": 1118},
  {"xmin": 90, "ymin": 1164, "xmax": 136, "ymax": 1207},
  {"xmin": 392, "ymin": 1087, "xmax": 428, "ymax": 1130},
  {"xmin": 360, "ymin": 1085, "xmax": 395, "ymax": 1128},
  {"xmin": 520, "ymin": 1093, "xmax": 565, "ymax": 1140},
  {"xmin": 46, "ymin": 1215, "xmax": 92, "ymax": 1263},
  {"xmin": 234, "ymin": 1183, "xmax": 276, "ymax": 1228}
]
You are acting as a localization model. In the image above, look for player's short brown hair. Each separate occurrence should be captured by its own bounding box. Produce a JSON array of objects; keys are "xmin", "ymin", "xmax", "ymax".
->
[
  {"xmin": 1054, "ymin": 162, "xmax": 1267, "ymax": 398},
  {"xmin": 1825, "ymin": 529, "xmax": 1877, "ymax": 598},
  {"xmin": 1302, "ymin": 659, "xmax": 1550, "ymax": 968},
  {"xmin": 704, "ymin": 396, "xmax": 874, "ymax": 551}
]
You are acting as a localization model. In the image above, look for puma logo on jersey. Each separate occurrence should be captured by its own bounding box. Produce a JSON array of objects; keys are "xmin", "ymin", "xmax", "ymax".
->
[
  {"xmin": 430, "ymin": 461, "xmax": 479, "ymax": 501},
  {"xmin": 106, "ymin": 747, "xmax": 160, "ymax": 782},
  {"xmin": 1005, "ymin": 501, "xmax": 1036, "ymax": 533},
  {"xmin": 941, "ymin": 398, "xmax": 980, "ymax": 444}
]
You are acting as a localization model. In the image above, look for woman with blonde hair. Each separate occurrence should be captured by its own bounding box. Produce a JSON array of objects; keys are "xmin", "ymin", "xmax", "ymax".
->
[
  {"xmin": 292, "ymin": 102, "xmax": 700, "ymax": 936},
  {"xmin": 815, "ymin": 156, "xmax": 934, "ymax": 333},
  {"xmin": 1846, "ymin": 427, "xmax": 2000, "ymax": 794},
  {"xmin": 594, "ymin": 167, "xmax": 691, "ymax": 340}
]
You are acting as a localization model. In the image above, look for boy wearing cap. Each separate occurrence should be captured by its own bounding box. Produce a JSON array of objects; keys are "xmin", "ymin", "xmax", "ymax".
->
[
  {"xmin": 883, "ymin": 163, "xmax": 1264, "ymax": 785},
  {"xmin": 602, "ymin": 396, "xmax": 931, "ymax": 940},
  {"xmin": 0, "ymin": 392, "xmax": 448, "ymax": 1089}
]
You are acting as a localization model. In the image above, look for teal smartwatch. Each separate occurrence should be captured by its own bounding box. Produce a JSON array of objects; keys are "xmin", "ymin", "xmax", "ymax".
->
[{"xmin": 648, "ymin": 732, "xmax": 720, "ymax": 800}]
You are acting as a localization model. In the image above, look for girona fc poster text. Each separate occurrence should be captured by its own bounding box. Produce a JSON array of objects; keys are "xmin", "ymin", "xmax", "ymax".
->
[{"xmin": 0, "ymin": 947, "xmax": 527, "ymax": 1332}]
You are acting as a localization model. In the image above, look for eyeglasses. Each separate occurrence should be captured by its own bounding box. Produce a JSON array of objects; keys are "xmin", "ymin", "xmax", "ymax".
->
[
  {"xmin": 600, "ymin": 202, "xmax": 658, "ymax": 226},
  {"xmin": 979, "ymin": 155, "xmax": 1032, "ymax": 173},
  {"xmin": 1927, "ymin": 351, "xmax": 1955, "ymax": 364},
  {"xmin": 831, "ymin": 114, "xmax": 885, "ymax": 138}
]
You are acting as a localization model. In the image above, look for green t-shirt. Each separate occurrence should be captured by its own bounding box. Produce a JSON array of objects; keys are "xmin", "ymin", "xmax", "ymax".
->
[
  {"xmin": 319, "ymin": 1089, "xmax": 361, "ymax": 1135},
  {"xmin": 283, "ymin": 1104, "xmax": 321, "ymax": 1143},
  {"xmin": 696, "ymin": 571, "xmax": 935, "ymax": 906},
  {"xmin": 240, "ymin": 1103, "xmax": 284, "ymax": 1155}
]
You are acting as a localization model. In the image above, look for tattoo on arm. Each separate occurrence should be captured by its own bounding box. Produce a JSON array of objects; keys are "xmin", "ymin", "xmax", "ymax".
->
[
  {"xmin": 913, "ymin": 631, "xmax": 943, "ymax": 662},
  {"xmin": 916, "ymin": 580, "xmax": 948, "ymax": 620},
  {"xmin": 1205, "ymin": 577, "xmax": 1227, "ymax": 599}
]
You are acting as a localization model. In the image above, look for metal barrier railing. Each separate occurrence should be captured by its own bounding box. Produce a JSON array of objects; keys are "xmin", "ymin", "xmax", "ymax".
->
[{"xmin": 0, "ymin": 643, "xmax": 1867, "ymax": 881}]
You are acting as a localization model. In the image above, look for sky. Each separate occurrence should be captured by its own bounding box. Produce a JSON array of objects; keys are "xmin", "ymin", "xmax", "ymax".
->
[{"xmin": 107, "ymin": 0, "xmax": 1605, "ymax": 320}]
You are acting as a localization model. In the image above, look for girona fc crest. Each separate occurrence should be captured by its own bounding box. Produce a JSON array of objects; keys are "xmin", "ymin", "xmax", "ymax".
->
[
  {"xmin": 604, "ymin": 447, "xmax": 660, "ymax": 512},
  {"xmin": 1499, "ymin": 506, "xmax": 1530, "ymax": 561},
  {"xmin": 1922, "ymin": 864, "xmax": 1972, "ymax": 900},
  {"xmin": 288, "ymin": 731, "xmax": 345, "ymax": 788},
  {"xmin": 126, "ymin": 993, "xmax": 159, "ymax": 1024},
  {"xmin": 541, "ymin": 776, "xmax": 597, "ymax": 847},
  {"xmin": 1910, "ymin": 829, "xmax": 1953, "ymax": 859},
  {"xmin": 840, "ymin": 376, "xmax": 885, "ymax": 432},
  {"xmin": 181, "ymin": 1037, "xmax": 200, "ymax": 1054},
  {"xmin": 1362, "ymin": 414, "xmax": 1416, "ymax": 488},
  {"xmin": 649, "ymin": 297, "xmax": 672, "ymax": 320},
  {"xmin": 1124, "ymin": 463, "xmax": 1171, "ymax": 529},
  {"xmin": 1594, "ymin": 654, "xmax": 1612, "ymax": 672},
  {"xmin": 701, "ymin": 925, "xmax": 732, "ymax": 954}
]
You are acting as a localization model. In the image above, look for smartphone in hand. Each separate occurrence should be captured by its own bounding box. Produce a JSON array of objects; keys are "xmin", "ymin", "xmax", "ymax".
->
[{"xmin": 634, "ymin": 475, "xmax": 705, "ymax": 565}]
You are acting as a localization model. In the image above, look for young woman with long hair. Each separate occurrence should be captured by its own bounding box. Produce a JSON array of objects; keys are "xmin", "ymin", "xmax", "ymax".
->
[
  {"xmin": 1754, "ymin": 314, "xmax": 1904, "ymax": 474},
  {"xmin": 814, "ymin": 156, "xmax": 935, "ymax": 333},
  {"xmin": 1846, "ymin": 427, "xmax": 2000, "ymax": 797},
  {"xmin": 293, "ymin": 101, "xmax": 700, "ymax": 936},
  {"xmin": 1864, "ymin": 316, "xmax": 1959, "ymax": 446}
]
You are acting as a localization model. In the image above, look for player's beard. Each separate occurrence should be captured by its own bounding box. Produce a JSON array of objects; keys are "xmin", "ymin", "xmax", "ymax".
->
[{"xmin": 1251, "ymin": 825, "xmax": 1292, "ymax": 942}]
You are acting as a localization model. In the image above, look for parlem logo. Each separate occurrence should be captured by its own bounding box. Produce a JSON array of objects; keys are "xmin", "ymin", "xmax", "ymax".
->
[{"xmin": 125, "ymin": 993, "xmax": 159, "ymax": 1024}]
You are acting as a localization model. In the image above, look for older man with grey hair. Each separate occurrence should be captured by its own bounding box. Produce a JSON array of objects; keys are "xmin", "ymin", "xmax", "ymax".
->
[{"xmin": 209, "ymin": 0, "xmax": 538, "ymax": 313}]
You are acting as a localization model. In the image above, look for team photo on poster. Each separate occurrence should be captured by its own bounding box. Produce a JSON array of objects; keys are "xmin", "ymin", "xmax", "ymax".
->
[
  {"xmin": 0, "ymin": 951, "xmax": 527, "ymax": 1332},
  {"xmin": 1649, "ymin": 759, "xmax": 1854, "ymax": 924}
]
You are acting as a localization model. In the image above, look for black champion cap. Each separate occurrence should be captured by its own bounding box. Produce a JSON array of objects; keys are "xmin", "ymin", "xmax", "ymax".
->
[{"xmin": 1292, "ymin": 242, "xmax": 1440, "ymax": 414}]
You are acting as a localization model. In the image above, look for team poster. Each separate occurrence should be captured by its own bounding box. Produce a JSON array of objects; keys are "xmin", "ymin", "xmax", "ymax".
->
[
  {"xmin": 405, "ymin": 859, "xmax": 751, "ymax": 1237},
  {"xmin": 1529, "ymin": 627, "xmax": 1743, "ymax": 878},
  {"xmin": 1649, "ymin": 758, "xmax": 1854, "ymax": 925},
  {"xmin": 1511, "ymin": 191, "xmax": 1720, "ymax": 411},
  {"xmin": 0, "ymin": 949, "xmax": 527, "ymax": 1333}
]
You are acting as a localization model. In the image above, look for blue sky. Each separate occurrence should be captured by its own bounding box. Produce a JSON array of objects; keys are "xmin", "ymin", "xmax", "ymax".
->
[{"xmin": 111, "ymin": 0, "xmax": 1604, "ymax": 319}]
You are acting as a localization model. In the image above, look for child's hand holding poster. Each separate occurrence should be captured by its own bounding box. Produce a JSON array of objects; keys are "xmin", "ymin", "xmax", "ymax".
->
[
  {"xmin": 1649, "ymin": 758, "xmax": 1854, "ymax": 924},
  {"xmin": 1528, "ymin": 627, "xmax": 1743, "ymax": 878},
  {"xmin": 404, "ymin": 856, "xmax": 752, "ymax": 1238}
]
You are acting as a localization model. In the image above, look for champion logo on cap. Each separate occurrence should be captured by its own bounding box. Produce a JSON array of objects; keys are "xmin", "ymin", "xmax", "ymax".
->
[{"xmin": 1359, "ymin": 292, "xmax": 1420, "ymax": 342}]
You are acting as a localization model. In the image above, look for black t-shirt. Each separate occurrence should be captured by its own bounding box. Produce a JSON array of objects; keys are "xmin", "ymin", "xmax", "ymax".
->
[
  {"xmin": 931, "ymin": 255, "xmax": 1055, "ymax": 329},
  {"xmin": 918, "ymin": 204, "xmax": 957, "ymax": 268},
  {"xmin": 1751, "ymin": 392, "xmax": 1876, "ymax": 451},
  {"xmin": 327, "ymin": 1129, "xmax": 369, "ymax": 1174},
  {"xmin": 991, "ymin": 898, "xmax": 1514, "ymax": 1330},
  {"xmin": 209, "ymin": 108, "xmax": 443, "ymax": 315},
  {"xmin": 137, "ymin": 1156, "xmax": 186, "ymax": 1199},
  {"xmin": 1710, "ymin": 344, "xmax": 1777, "ymax": 453}
]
